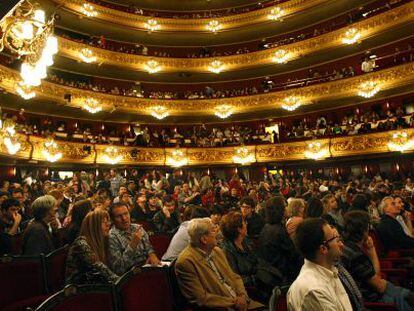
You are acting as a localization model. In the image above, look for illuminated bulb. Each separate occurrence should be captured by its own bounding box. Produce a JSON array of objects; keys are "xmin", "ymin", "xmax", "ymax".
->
[
  {"xmin": 16, "ymin": 82, "xmax": 36, "ymax": 100},
  {"xmin": 388, "ymin": 131, "xmax": 414, "ymax": 152},
  {"xmin": 42, "ymin": 139, "xmax": 62, "ymax": 162},
  {"xmin": 214, "ymin": 105, "xmax": 233, "ymax": 119},
  {"xmin": 81, "ymin": 3, "xmax": 98, "ymax": 17},
  {"xmin": 150, "ymin": 106, "xmax": 169, "ymax": 119},
  {"xmin": 79, "ymin": 48, "xmax": 97, "ymax": 63},
  {"xmin": 268, "ymin": 7, "xmax": 284, "ymax": 21},
  {"xmin": 272, "ymin": 49, "xmax": 290, "ymax": 64},
  {"xmin": 281, "ymin": 96, "xmax": 301, "ymax": 111},
  {"xmin": 102, "ymin": 146, "xmax": 123, "ymax": 164},
  {"xmin": 233, "ymin": 147, "xmax": 255, "ymax": 165},
  {"xmin": 342, "ymin": 28, "xmax": 361, "ymax": 45},
  {"xmin": 208, "ymin": 60, "xmax": 224, "ymax": 73},
  {"xmin": 4, "ymin": 137, "xmax": 21, "ymax": 155},
  {"xmin": 304, "ymin": 142, "xmax": 329, "ymax": 160},
  {"xmin": 166, "ymin": 149, "xmax": 188, "ymax": 167},
  {"xmin": 144, "ymin": 59, "xmax": 161, "ymax": 74},
  {"xmin": 83, "ymin": 98, "xmax": 102, "ymax": 113},
  {"xmin": 357, "ymin": 81, "xmax": 380, "ymax": 98},
  {"xmin": 206, "ymin": 20, "xmax": 221, "ymax": 33},
  {"xmin": 144, "ymin": 19, "xmax": 160, "ymax": 32}
]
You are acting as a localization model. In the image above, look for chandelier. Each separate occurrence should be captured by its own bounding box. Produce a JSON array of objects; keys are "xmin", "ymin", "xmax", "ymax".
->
[
  {"xmin": 144, "ymin": 59, "xmax": 161, "ymax": 74},
  {"xmin": 357, "ymin": 81, "xmax": 380, "ymax": 98},
  {"xmin": 272, "ymin": 49, "xmax": 290, "ymax": 64},
  {"xmin": 304, "ymin": 142, "xmax": 329, "ymax": 160},
  {"xmin": 208, "ymin": 59, "xmax": 224, "ymax": 74},
  {"xmin": 79, "ymin": 48, "xmax": 97, "ymax": 63},
  {"xmin": 16, "ymin": 81, "xmax": 36, "ymax": 99},
  {"xmin": 281, "ymin": 96, "xmax": 301, "ymax": 111},
  {"xmin": 233, "ymin": 146, "xmax": 255, "ymax": 165},
  {"xmin": 166, "ymin": 149, "xmax": 188, "ymax": 167},
  {"xmin": 388, "ymin": 131, "xmax": 414, "ymax": 152},
  {"xmin": 3, "ymin": 136, "xmax": 21, "ymax": 155},
  {"xmin": 342, "ymin": 28, "xmax": 361, "ymax": 45},
  {"xmin": 81, "ymin": 3, "xmax": 98, "ymax": 17},
  {"xmin": 0, "ymin": 119, "xmax": 21, "ymax": 155},
  {"xmin": 42, "ymin": 138, "xmax": 62, "ymax": 162},
  {"xmin": 214, "ymin": 105, "xmax": 233, "ymax": 119},
  {"xmin": 206, "ymin": 20, "xmax": 221, "ymax": 33},
  {"xmin": 150, "ymin": 106, "xmax": 169, "ymax": 119},
  {"xmin": 83, "ymin": 98, "xmax": 102, "ymax": 113},
  {"xmin": 267, "ymin": 7, "xmax": 284, "ymax": 21},
  {"xmin": 144, "ymin": 19, "xmax": 160, "ymax": 32},
  {"xmin": 102, "ymin": 146, "xmax": 123, "ymax": 164}
]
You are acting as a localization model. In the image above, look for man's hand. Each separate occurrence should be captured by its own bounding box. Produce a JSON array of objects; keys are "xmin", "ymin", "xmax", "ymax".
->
[
  {"xmin": 403, "ymin": 211, "xmax": 412, "ymax": 221},
  {"xmin": 130, "ymin": 229, "xmax": 143, "ymax": 249},
  {"xmin": 12, "ymin": 212, "xmax": 22, "ymax": 225},
  {"xmin": 162, "ymin": 206, "xmax": 171, "ymax": 218},
  {"xmin": 233, "ymin": 295, "xmax": 248, "ymax": 311},
  {"xmin": 146, "ymin": 253, "xmax": 161, "ymax": 266},
  {"xmin": 49, "ymin": 217, "xmax": 60, "ymax": 230}
]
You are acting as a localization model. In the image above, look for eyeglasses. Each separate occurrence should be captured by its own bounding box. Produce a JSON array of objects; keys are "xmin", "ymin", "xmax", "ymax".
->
[{"xmin": 322, "ymin": 235, "xmax": 342, "ymax": 245}]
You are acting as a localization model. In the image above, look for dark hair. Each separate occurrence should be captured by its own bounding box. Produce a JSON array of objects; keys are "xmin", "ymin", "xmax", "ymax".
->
[
  {"xmin": 239, "ymin": 196, "xmax": 255, "ymax": 208},
  {"xmin": 265, "ymin": 196, "xmax": 286, "ymax": 224},
  {"xmin": 295, "ymin": 218, "xmax": 327, "ymax": 261},
  {"xmin": 71, "ymin": 200, "xmax": 92, "ymax": 228},
  {"xmin": 211, "ymin": 205, "xmax": 225, "ymax": 216},
  {"xmin": 1, "ymin": 198, "xmax": 20, "ymax": 211},
  {"xmin": 221, "ymin": 211, "xmax": 244, "ymax": 241},
  {"xmin": 350, "ymin": 194, "xmax": 368, "ymax": 212},
  {"xmin": 190, "ymin": 206, "xmax": 210, "ymax": 219},
  {"xmin": 343, "ymin": 210, "xmax": 370, "ymax": 243},
  {"xmin": 305, "ymin": 197, "xmax": 324, "ymax": 218},
  {"xmin": 11, "ymin": 188, "xmax": 23, "ymax": 196},
  {"xmin": 109, "ymin": 202, "xmax": 129, "ymax": 219}
]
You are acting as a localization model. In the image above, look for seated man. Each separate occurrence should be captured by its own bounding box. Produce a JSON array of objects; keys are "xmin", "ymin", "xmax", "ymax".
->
[
  {"xmin": 394, "ymin": 195, "xmax": 413, "ymax": 238},
  {"xmin": 152, "ymin": 196, "xmax": 181, "ymax": 233},
  {"xmin": 376, "ymin": 196, "xmax": 414, "ymax": 251},
  {"xmin": 175, "ymin": 218, "xmax": 262, "ymax": 310},
  {"xmin": 0, "ymin": 198, "xmax": 23, "ymax": 235},
  {"xmin": 287, "ymin": 218, "xmax": 353, "ymax": 311},
  {"xmin": 108, "ymin": 202, "xmax": 160, "ymax": 275},
  {"xmin": 239, "ymin": 196, "xmax": 264, "ymax": 238},
  {"xmin": 342, "ymin": 210, "xmax": 414, "ymax": 311}
]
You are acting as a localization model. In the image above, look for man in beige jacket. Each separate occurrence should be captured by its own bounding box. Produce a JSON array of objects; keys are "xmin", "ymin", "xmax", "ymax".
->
[{"xmin": 175, "ymin": 218, "xmax": 263, "ymax": 310}]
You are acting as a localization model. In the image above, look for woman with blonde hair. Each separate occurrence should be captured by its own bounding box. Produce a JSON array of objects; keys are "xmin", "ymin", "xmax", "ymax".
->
[
  {"xmin": 65, "ymin": 209, "xmax": 118, "ymax": 285},
  {"xmin": 285, "ymin": 198, "xmax": 305, "ymax": 238}
]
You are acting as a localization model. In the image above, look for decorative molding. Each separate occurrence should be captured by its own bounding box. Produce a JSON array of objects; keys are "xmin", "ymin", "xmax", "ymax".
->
[
  {"xmin": 2, "ymin": 129, "xmax": 413, "ymax": 165},
  {"xmin": 53, "ymin": 0, "xmax": 327, "ymax": 32},
  {"xmin": 57, "ymin": 1, "xmax": 414, "ymax": 72}
]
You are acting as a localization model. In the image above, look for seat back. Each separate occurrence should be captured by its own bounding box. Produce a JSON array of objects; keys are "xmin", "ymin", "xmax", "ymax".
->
[
  {"xmin": 0, "ymin": 255, "xmax": 46, "ymax": 309},
  {"xmin": 149, "ymin": 233, "xmax": 172, "ymax": 258},
  {"xmin": 10, "ymin": 233, "xmax": 23, "ymax": 255},
  {"xmin": 136, "ymin": 220, "xmax": 156, "ymax": 232},
  {"xmin": 169, "ymin": 260, "xmax": 189, "ymax": 310},
  {"xmin": 269, "ymin": 285, "xmax": 289, "ymax": 311},
  {"xmin": 116, "ymin": 266, "xmax": 174, "ymax": 311},
  {"xmin": 44, "ymin": 245, "xmax": 70, "ymax": 293},
  {"xmin": 36, "ymin": 284, "xmax": 116, "ymax": 311}
]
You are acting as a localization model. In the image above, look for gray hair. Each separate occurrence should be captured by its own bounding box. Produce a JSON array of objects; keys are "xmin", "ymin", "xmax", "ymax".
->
[
  {"xmin": 188, "ymin": 217, "xmax": 212, "ymax": 247},
  {"xmin": 378, "ymin": 196, "xmax": 393, "ymax": 215},
  {"xmin": 287, "ymin": 198, "xmax": 305, "ymax": 217},
  {"xmin": 32, "ymin": 195, "xmax": 57, "ymax": 221}
]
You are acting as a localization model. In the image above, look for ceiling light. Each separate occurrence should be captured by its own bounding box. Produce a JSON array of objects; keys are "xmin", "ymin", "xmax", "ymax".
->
[
  {"xmin": 342, "ymin": 28, "xmax": 361, "ymax": 45},
  {"xmin": 272, "ymin": 49, "xmax": 290, "ymax": 64},
  {"xmin": 144, "ymin": 19, "xmax": 160, "ymax": 32},
  {"xmin": 206, "ymin": 20, "xmax": 221, "ymax": 33},
  {"xmin": 150, "ymin": 106, "xmax": 169, "ymax": 119},
  {"xmin": 81, "ymin": 3, "xmax": 98, "ymax": 17},
  {"xmin": 144, "ymin": 59, "xmax": 161, "ymax": 74},
  {"xmin": 281, "ymin": 96, "xmax": 301, "ymax": 111},
  {"xmin": 357, "ymin": 81, "xmax": 380, "ymax": 98},
  {"xmin": 208, "ymin": 59, "xmax": 224, "ymax": 73},
  {"xmin": 83, "ymin": 98, "xmax": 102, "ymax": 113},
  {"xmin": 214, "ymin": 105, "xmax": 233, "ymax": 118},
  {"xmin": 79, "ymin": 48, "xmax": 97, "ymax": 63},
  {"xmin": 267, "ymin": 7, "xmax": 284, "ymax": 21}
]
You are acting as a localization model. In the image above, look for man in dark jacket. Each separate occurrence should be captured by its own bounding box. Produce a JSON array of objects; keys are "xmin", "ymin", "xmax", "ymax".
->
[{"xmin": 239, "ymin": 196, "xmax": 264, "ymax": 238}]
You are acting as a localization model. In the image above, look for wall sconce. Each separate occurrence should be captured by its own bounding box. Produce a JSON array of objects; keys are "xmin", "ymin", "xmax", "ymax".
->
[
  {"xmin": 214, "ymin": 105, "xmax": 233, "ymax": 119},
  {"xmin": 144, "ymin": 19, "xmax": 160, "ymax": 32},
  {"xmin": 357, "ymin": 81, "xmax": 380, "ymax": 98},
  {"xmin": 150, "ymin": 106, "xmax": 169, "ymax": 119},
  {"xmin": 79, "ymin": 48, "xmax": 97, "ymax": 63},
  {"xmin": 281, "ymin": 96, "xmax": 301, "ymax": 111},
  {"xmin": 342, "ymin": 28, "xmax": 361, "ymax": 45},
  {"xmin": 272, "ymin": 49, "xmax": 290, "ymax": 64},
  {"xmin": 233, "ymin": 146, "xmax": 255, "ymax": 165},
  {"xmin": 267, "ymin": 7, "xmax": 284, "ymax": 21},
  {"xmin": 102, "ymin": 146, "xmax": 123, "ymax": 164},
  {"xmin": 206, "ymin": 20, "xmax": 221, "ymax": 33},
  {"xmin": 83, "ymin": 98, "xmax": 102, "ymax": 114},
  {"xmin": 81, "ymin": 3, "xmax": 98, "ymax": 17},
  {"xmin": 42, "ymin": 138, "xmax": 62, "ymax": 162},
  {"xmin": 166, "ymin": 149, "xmax": 188, "ymax": 167},
  {"xmin": 388, "ymin": 131, "xmax": 414, "ymax": 152},
  {"xmin": 304, "ymin": 141, "xmax": 329, "ymax": 160},
  {"xmin": 144, "ymin": 59, "xmax": 161, "ymax": 73},
  {"xmin": 208, "ymin": 59, "xmax": 224, "ymax": 73}
]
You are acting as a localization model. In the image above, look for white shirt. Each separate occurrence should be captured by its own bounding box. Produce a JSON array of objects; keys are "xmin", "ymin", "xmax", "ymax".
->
[{"xmin": 287, "ymin": 260, "xmax": 352, "ymax": 311}]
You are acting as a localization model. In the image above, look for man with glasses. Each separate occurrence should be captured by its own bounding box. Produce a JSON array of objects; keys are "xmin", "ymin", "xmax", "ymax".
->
[
  {"xmin": 108, "ymin": 202, "xmax": 160, "ymax": 275},
  {"xmin": 287, "ymin": 218, "xmax": 353, "ymax": 310}
]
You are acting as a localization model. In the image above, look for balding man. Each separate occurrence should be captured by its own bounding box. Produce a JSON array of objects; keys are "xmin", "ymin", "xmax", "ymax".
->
[{"xmin": 175, "ymin": 218, "xmax": 262, "ymax": 310}]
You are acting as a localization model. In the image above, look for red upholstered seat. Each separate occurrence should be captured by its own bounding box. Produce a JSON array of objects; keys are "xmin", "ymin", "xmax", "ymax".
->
[
  {"xmin": 2, "ymin": 295, "xmax": 50, "ymax": 311},
  {"xmin": 10, "ymin": 233, "xmax": 23, "ymax": 255},
  {"xmin": 35, "ymin": 284, "xmax": 115, "ymax": 311},
  {"xmin": 149, "ymin": 233, "xmax": 172, "ymax": 258},
  {"xmin": 136, "ymin": 220, "xmax": 156, "ymax": 232},
  {"xmin": 44, "ymin": 245, "xmax": 70, "ymax": 293},
  {"xmin": 365, "ymin": 302, "xmax": 397, "ymax": 311},
  {"xmin": 116, "ymin": 266, "xmax": 174, "ymax": 311},
  {"xmin": 269, "ymin": 286, "xmax": 289, "ymax": 311},
  {"xmin": 0, "ymin": 255, "xmax": 46, "ymax": 310}
]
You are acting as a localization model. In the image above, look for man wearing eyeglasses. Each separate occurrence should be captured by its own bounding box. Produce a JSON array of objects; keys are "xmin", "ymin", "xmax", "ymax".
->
[{"xmin": 287, "ymin": 218, "xmax": 353, "ymax": 311}]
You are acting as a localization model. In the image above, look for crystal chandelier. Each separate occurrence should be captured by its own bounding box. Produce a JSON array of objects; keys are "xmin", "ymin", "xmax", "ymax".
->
[
  {"xmin": 0, "ymin": 118, "xmax": 21, "ymax": 155},
  {"xmin": 388, "ymin": 131, "xmax": 414, "ymax": 152},
  {"xmin": 304, "ymin": 142, "xmax": 329, "ymax": 160},
  {"xmin": 357, "ymin": 81, "xmax": 380, "ymax": 98},
  {"xmin": 83, "ymin": 98, "xmax": 102, "ymax": 113},
  {"xmin": 272, "ymin": 49, "xmax": 290, "ymax": 64},
  {"xmin": 281, "ymin": 96, "xmax": 301, "ymax": 111},
  {"xmin": 342, "ymin": 28, "xmax": 361, "ymax": 45},
  {"xmin": 233, "ymin": 146, "xmax": 255, "ymax": 165},
  {"xmin": 267, "ymin": 7, "xmax": 284, "ymax": 21},
  {"xmin": 3, "ymin": 136, "xmax": 21, "ymax": 155},
  {"xmin": 16, "ymin": 81, "xmax": 36, "ymax": 99},
  {"xmin": 102, "ymin": 146, "xmax": 123, "ymax": 164},
  {"xmin": 81, "ymin": 3, "xmax": 98, "ymax": 17},
  {"xmin": 79, "ymin": 48, "xmax": 97, "ymax": 63},
  {"xmin": 206, "ymin": 20, "xmax": 221, "ymax": 33},
  {"xmin": 214, "ymin": 105, "xmax": 233, "ymax": 119},
  {"xmin": 150, "ymin": 106, "xmax": 169, "ymax": 119},
  {"xmin": 144, "ymin": 19, "xmax": 160, "ymax": 32},
  {"xmin": 208, "ymin": 60, "xmax": 224, "ymax": 73},
  {"xmin": 144, "ymin": 59, "xmax": 161, "ymax": 74},
  {"xmin": 42, "ymin": 138, "xmax": 62, "ymax": 162},
  {"xmin": 166, "ymin": 149, "xmax": 188, "ymax": 167}
]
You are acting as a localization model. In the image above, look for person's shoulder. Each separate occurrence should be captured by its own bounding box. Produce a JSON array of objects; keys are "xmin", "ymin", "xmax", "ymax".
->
[{"xmin": 176, "ymin": 245, "xmax": 196, "ymax": 265}]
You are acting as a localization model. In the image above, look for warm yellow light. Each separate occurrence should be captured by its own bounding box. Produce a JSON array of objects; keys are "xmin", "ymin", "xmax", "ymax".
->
[
  {"xmin": 81, "ymin": 3, "xmax": 98, "ymax": 17},
  {"xmin": 208, "ymin": 59, "xmax": 224, "ymax": 74},
  {"xmin": 342, "ymin": 28, "xmax": 361, "ymax": 45},
  {"xmin": 42, "ymin": 139, "xmax": 62, "ymax": 162},
  {"xmin": 304, "ymin": 142, "xmax": 329, "ymax": 160},
  {"xmin": 102, "ymin": 146, "xmax": 123, "ymax": 164},
  {"xmin": 83, "ymin": 98, "xmax": 102, "ymax": 113},
  {"xmin": 272, "ymin": 49, "xmax": 290, "ymax": 64},
  {"xmin": 3, "ymin": 137, "xmax": 21, "ymax": 155},
  {"xmin": 144, "ymin": 19, "xmax": 160, "ymax": 32},
  {"xmin": 150, "ymin": 106, "xmax": 169, "ymax": 119},
  {"xmin": 144, "ymin": 59, "xmax": 161, "ymax": 74},
  {"xmin": 206, "ymin": 20, "xmax": 221, "ymax": 33},
  {"xmin": 267, "ymin": 7, "xmax": 284, "ymax": 21},
  {"xmin": 388, "ymin": 131, "xmax": 414, "ymax": 152},
  {"xmin": 214, "ymin": 105, "xmax": 233, "ymax": 119},
  {"xmin": 233, "ymin": 147, "xmax": 255, "ymax": 165},
  {"xmin": 281, "ymin": 96, "xmax": 301, "ymax": 111},
  {"xmin": 79, "ymin": 48, "xmax": 97, "ymax": 63},
  {"xmin": 357, "ymin": 81, "xmax": 380, "ymax": 98},
  {"xmin": 166, "ymin": 149, "xmax": 188, "ymax": 167},
  {"xmin": 16, "ymin": 82, "xmax": 36, "ymax": 100}
]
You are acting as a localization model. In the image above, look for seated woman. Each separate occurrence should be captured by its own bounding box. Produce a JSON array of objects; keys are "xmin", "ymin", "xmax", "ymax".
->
[
  {"xmin": 64, "ymin": 199, "xmax": 92, "ymax": 244},
  {"xmin": 285, "ymin": 198, "xmax": 305, "ymax": 238},
  {"xmin": 65, "ymin": 209, "xmax": 118, "ymax": 285},
  {"xmin": 22, "ymin": 195, "xmax": 60, "ymax": 256},
  {"xmin": 220, "ymin": 211, "xmax": 258, "ymax": 289}
]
